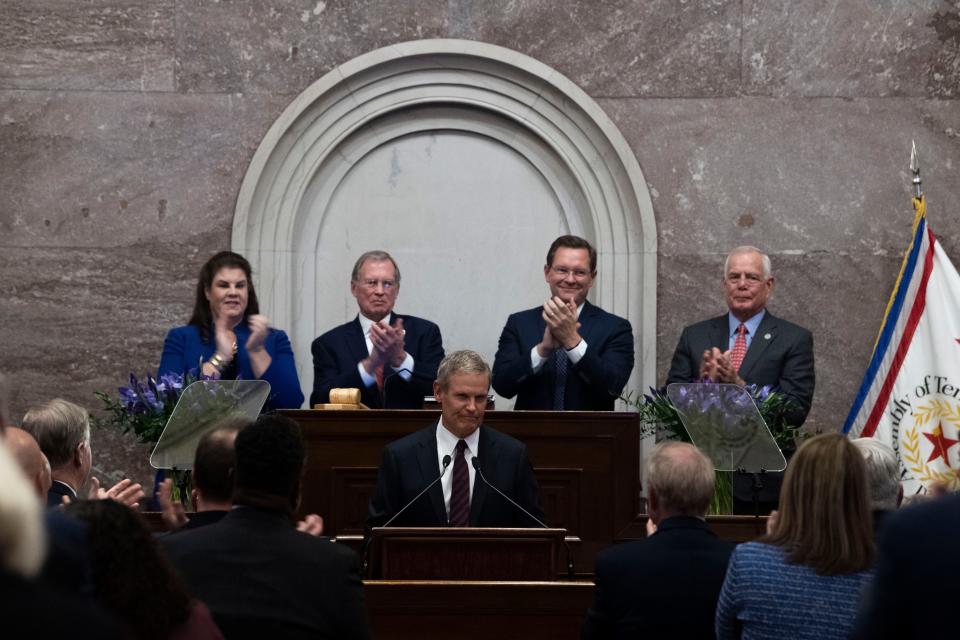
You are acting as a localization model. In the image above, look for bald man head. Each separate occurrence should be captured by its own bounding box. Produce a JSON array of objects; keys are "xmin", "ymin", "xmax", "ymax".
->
[{"xmin": 6, "ymin": 427, "xmax": 52, "ymax": 500}]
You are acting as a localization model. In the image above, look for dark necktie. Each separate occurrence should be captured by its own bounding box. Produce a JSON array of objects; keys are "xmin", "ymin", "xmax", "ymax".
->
[
  {"xmin": 553, "ymin": 349, "xmax": 568, "ymax": 410},
  {"xmin": 449, "ymin": 439, "xmax": 470, "ymax": 527},
  {"xmin": 730, "ymin": 323, "xmax": 748, "ymax": 373}
]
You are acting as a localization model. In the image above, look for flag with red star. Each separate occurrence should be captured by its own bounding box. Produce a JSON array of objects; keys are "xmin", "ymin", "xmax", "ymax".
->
[{"xmin": 844, "ymin": 196, "xmax": 960, "ymax": 495}]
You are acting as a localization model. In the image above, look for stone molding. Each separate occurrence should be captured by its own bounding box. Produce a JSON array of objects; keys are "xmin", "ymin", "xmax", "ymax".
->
[{"xmin": 232, "ymin": 39, "xmax": 657, "ymax": 400}]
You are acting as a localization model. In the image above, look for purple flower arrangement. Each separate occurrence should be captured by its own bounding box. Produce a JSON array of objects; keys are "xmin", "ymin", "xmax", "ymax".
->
[{"xmin": 95, "ymin": 372, "xmax": 197, "ymax": 443}]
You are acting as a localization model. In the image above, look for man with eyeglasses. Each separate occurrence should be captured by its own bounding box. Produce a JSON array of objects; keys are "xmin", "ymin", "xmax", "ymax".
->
[
  {"xmin": 665, "ymin": 246, "xmax": 814, "ymax": 513},
  {"xmin": 310, "ymin": 250, "xmax": 444, "ymax": 408},
  {"xmin": 492, "ymin": 235, "xmax": 634, "ymax": 410}
]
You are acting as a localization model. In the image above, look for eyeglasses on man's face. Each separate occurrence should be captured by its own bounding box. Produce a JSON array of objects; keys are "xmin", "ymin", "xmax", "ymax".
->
[{"xmin": 550, "ymin": 266, "xmax": 592, "ymax": 279}]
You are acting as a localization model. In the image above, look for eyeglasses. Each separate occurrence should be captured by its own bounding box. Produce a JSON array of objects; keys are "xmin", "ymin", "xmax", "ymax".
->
[
  {"xmin": 358, "ymin": 279, "xmax": 396, "ymax": 291},
  {"xmin": 551, "ymin": 266, "xmax": 592, "ymax": 279}
]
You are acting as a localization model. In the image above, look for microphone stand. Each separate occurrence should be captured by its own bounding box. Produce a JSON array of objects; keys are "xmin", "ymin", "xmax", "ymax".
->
[
  {"xmin": 362, "ymin": 455, "xmax": 453, "ymax": 577},
  {"xmin": 472, "ymin": 457, "xmax": 576, "ymax": 580}
]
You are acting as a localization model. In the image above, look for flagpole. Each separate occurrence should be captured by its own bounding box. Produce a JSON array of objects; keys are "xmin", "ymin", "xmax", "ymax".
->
[{"xmin": 910, "ymin": 140, "xmax": 923, "ymax": 200}]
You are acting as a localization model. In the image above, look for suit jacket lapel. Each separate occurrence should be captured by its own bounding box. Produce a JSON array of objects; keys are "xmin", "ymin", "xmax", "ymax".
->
[
  {"xmin": 346, "ymin": 317, "xmax": 368, "ymax": 363},
  {"xmin": 469, "ymin": 427, "xmax": 493, "ymax": 526},
  {"xmin": 709, "ymin": 315, "xmax": 728, "ymax": 352},
  {"xmin": 576, "ymin": 301, "xmax": 602, "ymax": 350},
  {"xmin": 415, "ymin": 424, "xmax": 448, "ymax": 526},
  {"xmin": 738, "ymin": 312, "xmax": 777, "ymax": 380}
]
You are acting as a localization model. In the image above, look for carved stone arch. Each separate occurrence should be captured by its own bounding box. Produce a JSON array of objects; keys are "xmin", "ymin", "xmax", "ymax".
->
[{"xmin": 233, "ymin": 39, "xmax": 657, "ymax": 407}]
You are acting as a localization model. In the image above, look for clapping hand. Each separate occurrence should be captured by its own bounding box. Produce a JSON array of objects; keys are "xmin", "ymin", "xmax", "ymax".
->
[
  {"xmin": 245, "ymin": 314, "xmax": 270, "ymax": 353},
  {"xmin": 88, "ymin": 477, "xmax": 145, "ymax": 509},
  {"xmin": 370, "ymin": 318, "xmax": 407, "ymax": 368}
]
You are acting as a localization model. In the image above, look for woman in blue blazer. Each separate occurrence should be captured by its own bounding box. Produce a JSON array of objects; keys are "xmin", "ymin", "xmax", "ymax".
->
[{"xmin": 158, "ymin": 251, "xmax": 304, "ymax": 410}]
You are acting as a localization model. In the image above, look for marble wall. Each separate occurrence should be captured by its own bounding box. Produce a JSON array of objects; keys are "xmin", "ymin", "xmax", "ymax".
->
[{"xmin": 2, "ymin": 1, "xmax": 959, "ymax": 486}]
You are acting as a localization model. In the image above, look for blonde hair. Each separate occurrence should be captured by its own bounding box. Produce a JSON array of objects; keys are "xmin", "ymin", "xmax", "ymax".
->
[
  {"xmin": 0, "ymin": 443, "xmax": 46, "ymax": 576},
  {"xmin": 766, "ymin": 433, "xmax": 874, "ymax": 574},
  {"xmin": 436, "ymin": 350, "xmax": 491, "ymax": 390},
  {"xmin": 22, "ymin": 398, "xmax": 90, "ymax": 468}
]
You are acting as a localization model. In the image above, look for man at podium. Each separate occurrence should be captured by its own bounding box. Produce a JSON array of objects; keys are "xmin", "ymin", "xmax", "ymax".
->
[{"xmin": 368, "ymin": 350, "xmax": 544, "ymax": 527}]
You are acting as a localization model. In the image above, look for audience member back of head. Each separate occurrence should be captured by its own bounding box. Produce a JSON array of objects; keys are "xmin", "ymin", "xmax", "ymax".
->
[
  {"xmin": 160, "ymin": 414, "xmax": 370, "ymax": 640},
  {"xmin": 65, "ymin": 498, "xmax": 222, "ymax": 640},
  {"xmin": 715, "ymin": 433, "xmax": 876, "ymax": 640},
  {"xmin": 582, "ymin": 441, "xmax": 734, "ymax": 640}
]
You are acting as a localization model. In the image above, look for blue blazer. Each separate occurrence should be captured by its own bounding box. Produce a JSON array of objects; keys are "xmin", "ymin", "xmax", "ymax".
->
[
  {"xmin": 309, "ymin": 314, "xmax": 444, "ymax": 409},
  {"xmin": 367, "ymin": 423, "xmax": 544, "ymax": 528},
  {"xmin": 159, "ymin": 324, "xmax": 304, "ymax": 410},
  {"xmin": 492, "ymin": 301, "xmax": 635, "ymax": 410}
]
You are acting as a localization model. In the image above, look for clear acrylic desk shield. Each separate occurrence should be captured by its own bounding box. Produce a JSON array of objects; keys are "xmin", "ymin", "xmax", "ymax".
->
[
  {"xmin": 666, "ymin": 383, "xmax": 786, "ymax": 474},
  {"xmin": 149, "ymin": 380, "xmax": 270, "ymax": 470}
]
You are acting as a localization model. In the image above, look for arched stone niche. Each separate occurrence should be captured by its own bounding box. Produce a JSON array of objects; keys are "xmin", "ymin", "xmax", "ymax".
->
[{"xmin": 233, "ymin": 39, "xmax": 657, "ymax": 408}]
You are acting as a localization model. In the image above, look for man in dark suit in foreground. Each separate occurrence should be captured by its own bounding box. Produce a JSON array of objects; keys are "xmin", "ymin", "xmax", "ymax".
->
[
  {"xmin": 310, "ymin": 250, "xmax": 444, "ymax": 409},
  {"xmin": 666, "ymin": 246, "xmax": 815, "ymax": 513},
  {"xmin": 582, "ymin": 442, "xmax": 734, "ymax": 639},
  {"xmin": 161, "ymin": 415, "xmax": 369, "ymax": 640},
  {"xmin": 492, "ymin": 235, "xmax": 634, "ymax": 410},
  {"xmin": 369, "ymin": 350, "xmax": 544, "ymax": 528},
  {"xmin": 851, "ymin": 491, "xmax": 960, "ymax": 640}
]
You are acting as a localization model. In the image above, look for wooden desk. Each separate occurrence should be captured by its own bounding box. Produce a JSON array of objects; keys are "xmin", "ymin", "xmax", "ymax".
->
[
  {"xmin": 363, "ymin": 580, "xmax": 594, "ymax": 640},
  {"xmin": 282, "ymin": 409, "xmax": 640, "ymax": 576}
]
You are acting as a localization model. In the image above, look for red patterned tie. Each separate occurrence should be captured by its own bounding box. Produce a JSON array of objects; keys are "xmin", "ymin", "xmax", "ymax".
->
[
  {"xmin": 374, "ymin": 362, "xmax": 385, "ymax": 391},
  {"xmin": 449, "ymin": 440, "xmax": 470, "ymax": 527},
  {"xmin": 730, "ymin": 323, "xmax": 748, "ymax": 373}
]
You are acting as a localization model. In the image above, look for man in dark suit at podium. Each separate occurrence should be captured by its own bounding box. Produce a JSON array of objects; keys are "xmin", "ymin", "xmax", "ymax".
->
[
  {"xmin": 368, "ymin": 350, "xmax": 544, "ymax": 528},
  {"xmin": 665, "ymin": 246, "xmax": 815, "ymax": 513},
  {"xmin": 582, "ymin": 442, "xmax": 734, "ymax": 639},
  {"xmin": 492, "ymin": 235, "xmax": 634, "ymax": 410},
  {"xmin": 310, "ymin": 250, "xmax": 444, "ymax": 409}
]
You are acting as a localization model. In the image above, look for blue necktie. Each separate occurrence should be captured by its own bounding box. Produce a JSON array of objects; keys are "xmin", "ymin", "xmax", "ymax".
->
[{"xmin": 554, "ymin": 349, "xmax": 567, "ymax": 410}]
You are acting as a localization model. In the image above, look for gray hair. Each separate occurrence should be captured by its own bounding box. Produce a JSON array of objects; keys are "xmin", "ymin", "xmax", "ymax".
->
[
  {"xmin": 852, "ymin": 437, "xmax": 901, "ymax": 510},
  {"xmin": 21, "ymin": 399, "xmax": 90, "ymax": 469},
  {"xmin": 436, "ymin": 350, "xmax": 491, "ymax": 390},
  {"xmin": 724, "ymin": 246, "xmax": 772, "ymax": 279},
  {"xmin": 351, "ymin": 250, "xmax": 401, "ymax": 284},
  {"xmin": 647, "ymin": 441, "xmax": 715, "ymax": 517}
]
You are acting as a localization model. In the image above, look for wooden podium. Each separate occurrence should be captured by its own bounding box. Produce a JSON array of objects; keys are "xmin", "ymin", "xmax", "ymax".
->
[{"xmin": 370, "ymin": 527, "xmax": 567, "ymax": 580}]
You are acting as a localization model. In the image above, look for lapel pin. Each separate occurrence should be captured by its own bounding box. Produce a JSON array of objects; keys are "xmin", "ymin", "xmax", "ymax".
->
[{"xmin": 764, "ymin": 333, "xmax": 772, "ymax": 340}]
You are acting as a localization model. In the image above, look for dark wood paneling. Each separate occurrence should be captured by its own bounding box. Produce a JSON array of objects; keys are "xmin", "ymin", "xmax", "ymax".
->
[{"xmin": 282, "ymin": 409, "xmax": 641, "ymax": 575}]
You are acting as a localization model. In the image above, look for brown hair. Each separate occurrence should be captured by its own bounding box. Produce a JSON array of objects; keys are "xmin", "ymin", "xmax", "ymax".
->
[
  {"xmin": 188, "ymin": 251, "xmax": 260, "ymax": 343},
  {"xmin": 546, "ymin": 235, "xmax": 597, "ymax": 273},
  {"xmin": 765, "ymin": 433, "xmax": 874, "ymax": 574}
]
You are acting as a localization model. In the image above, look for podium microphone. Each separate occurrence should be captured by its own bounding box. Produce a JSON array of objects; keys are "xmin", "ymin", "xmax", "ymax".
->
[
  {"xmin": 362, "ymin": 454, "xmax": 452, "ymax": 577},
  {"xmin": 471, "ymin": 457, "xmax": 576, "ymax": 580},
  {"xmin": 381, "ymin": 454, "xmax": 452, "ymax": 528}
]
